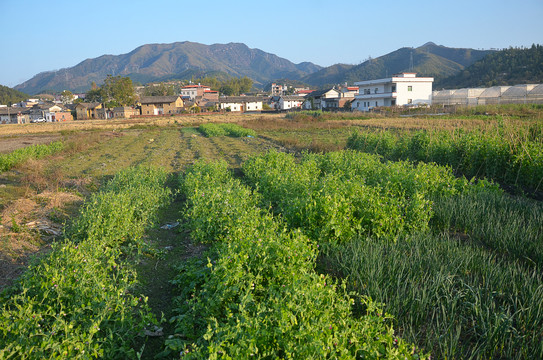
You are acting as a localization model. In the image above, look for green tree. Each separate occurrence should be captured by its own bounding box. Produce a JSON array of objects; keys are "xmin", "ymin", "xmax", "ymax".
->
[
  {"xmin": 144, "ymin": 83, "xmax": 175, "ymax": 96},
  {"xmin": 238, "ymin": 76, "xmax": 253, "ymax": 94},
  {"xmin": 60, "ymin": 90, "xmax": 74, "ymax": 104},
  {"xmin": 101, "ymin": 75, "xmax": 136, "ymax": 107},
  {"xmin": 85, "ymin": 88, "xmax": 103, "ymax": 103}
]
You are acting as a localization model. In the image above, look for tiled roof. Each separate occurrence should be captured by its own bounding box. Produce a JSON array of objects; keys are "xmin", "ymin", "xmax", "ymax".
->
[{"xmin": 140, "ymin": 96, "xmax": 180, "ymax": 104}]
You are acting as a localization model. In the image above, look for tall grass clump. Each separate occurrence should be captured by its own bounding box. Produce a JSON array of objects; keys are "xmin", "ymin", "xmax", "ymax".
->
[
  {"xmin": 432, "ymin": 190, "xmax": 543, "ymax": 267},
  {"xmin": 0, "ymin": 141, "xmax": 64, "ymax": 172},
  {"xmin": 167, "ymin": 160, "xmax": 426, "ymax": 359},
  {"xmin": 325, "ymin": 232, "xmax": 543, "ymax": 359},
  {"xmin": 347, "ymin": 127, "xmax": 543, "ymax": 194},
  {"xmin": 0, "ymin": 166, "xmax": 171, "ymax": 359}
]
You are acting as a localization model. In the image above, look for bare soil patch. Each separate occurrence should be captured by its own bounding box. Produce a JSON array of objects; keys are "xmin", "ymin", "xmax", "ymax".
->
[
  {"xmin": 0, "ymin": 134, "xmax": 62, "ymax": 153},
  {"xmin": 0, "ymin": 190, "xmax": 82, "ymax": 289}
]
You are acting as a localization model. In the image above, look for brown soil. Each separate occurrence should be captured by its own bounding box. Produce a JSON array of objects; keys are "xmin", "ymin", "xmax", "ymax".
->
[
  {"xmin": 0, "ymin": 190, "xmax": 82, "ymax": 289},
  {"xmin": 0, "ymin": 134, "xmax": 62, "ymax": 153}
]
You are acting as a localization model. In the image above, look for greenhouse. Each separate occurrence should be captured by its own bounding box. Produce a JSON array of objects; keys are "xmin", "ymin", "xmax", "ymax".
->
[{"xmin": 432, "ymin": 83, "xmax": 543, "ymax": 106}]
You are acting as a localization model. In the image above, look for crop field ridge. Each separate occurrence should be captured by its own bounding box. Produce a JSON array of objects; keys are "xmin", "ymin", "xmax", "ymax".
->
[{"xmin": 0, "ymin": 111, "xmax": 541, "ymax": 359}]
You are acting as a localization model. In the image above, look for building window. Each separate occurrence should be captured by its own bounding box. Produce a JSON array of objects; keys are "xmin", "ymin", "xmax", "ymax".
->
[
  {"xmin": 374, "ymin": 88, "xmax": 378, "ymax": 94},
  {"xmin": 375, "ymin": 101, "xmax": 378, "ymax": 107},
  {"xmin": 408, "ymin": 86, "xmax": 413, "ymax": 91}
]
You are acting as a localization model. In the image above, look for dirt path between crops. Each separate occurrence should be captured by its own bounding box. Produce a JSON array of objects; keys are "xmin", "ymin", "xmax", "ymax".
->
[{"xmin": 133, "ymin": 190, "xmax": 208, "ymax": 359}]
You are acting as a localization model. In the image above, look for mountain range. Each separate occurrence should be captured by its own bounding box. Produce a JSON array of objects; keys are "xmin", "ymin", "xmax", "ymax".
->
[{"xmin": 15, "ymin": 41, "xmax": 494, "ymax": 94}]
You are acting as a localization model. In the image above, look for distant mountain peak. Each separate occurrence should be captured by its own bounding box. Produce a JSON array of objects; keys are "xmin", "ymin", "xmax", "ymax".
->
[
  {"xmin": 421, "ymin": 41, "xmax": 438, "ymax": 47},
  {"xmin": 302, "ymin": 44, "xmax": 494, "ymax": 87},
  {"xmin": 14, "ymin": 41, "xmax": 322, "ymax": 94}
]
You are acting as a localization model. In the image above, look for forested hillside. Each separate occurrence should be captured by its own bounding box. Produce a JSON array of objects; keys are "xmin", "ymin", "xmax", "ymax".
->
[
  {"xmin": 0, "ymin": 85, "xmax": 28, "ymax": 105},
  {"xmin": 302, "ymin": 42, "xmax": 492, "ymax": 87},
  {"xmin": 436, "ymin": 44, "xmax": 543, "ymax": 88}
]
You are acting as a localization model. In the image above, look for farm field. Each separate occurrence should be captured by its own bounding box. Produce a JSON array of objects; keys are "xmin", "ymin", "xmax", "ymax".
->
[{"xmin": 1, "ymin": 108, "xmax": 542, "ymax": 359}]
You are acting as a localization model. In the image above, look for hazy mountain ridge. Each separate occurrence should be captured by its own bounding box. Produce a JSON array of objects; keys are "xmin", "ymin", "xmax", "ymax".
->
[
  {"xmin": 14, "ymin": 41, "xmax": 520, "ymax": 94},
  {"xmin": 15, "ymin": 42, "xmax": 323, "ymax": 94},
  {"xmin": 301, "ymin": 43, "xmax": 493, "ymax": 87}
]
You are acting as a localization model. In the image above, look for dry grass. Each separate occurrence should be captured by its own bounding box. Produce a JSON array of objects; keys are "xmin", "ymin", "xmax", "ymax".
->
[{"xmin": 0, "ymin": 113, "xmax": 283, "ymax": 136}]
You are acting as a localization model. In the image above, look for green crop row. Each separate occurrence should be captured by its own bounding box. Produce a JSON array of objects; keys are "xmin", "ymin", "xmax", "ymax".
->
[
  {"xmin": 326, "ymin": 230, "xmax": 543, "ymax": 359},
  {"xmin": 168, "ymin": 160, "xmax": 426, "ymax": 359},
  {"xmin": 0, "ymin": 141, "xmax": 64, "ymax": 172},
  {"xmin": 0, "ymin": 166, "xmax": 171, "ymax": 359},
  {"xmin": 198, "ymin": 123, "xmax": 257, "ymax": 138},
  {"xmin": 346, "ymin": 128, "xmax": 543, "ymax": 193},
  {"xmin": 241, "ymin": 150, "xmax": 542, "ymax": 359},
  {"xmin": 432, "ymin": 190, "xmax": 543, "ymax": 267},
  {"xmin": 242, "ymin": 150, "xmax": 495, "ymax": 243}
]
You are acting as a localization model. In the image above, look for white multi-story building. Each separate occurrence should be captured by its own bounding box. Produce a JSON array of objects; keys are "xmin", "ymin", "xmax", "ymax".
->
[{"xmin": 352, "ymin": 73, "xmax": 433, "ymax": 111}]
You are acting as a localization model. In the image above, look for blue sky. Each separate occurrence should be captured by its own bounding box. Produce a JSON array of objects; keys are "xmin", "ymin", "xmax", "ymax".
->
[{"xmin": 1, "ymin": 0, "xmax": 541, "ymax": 87}]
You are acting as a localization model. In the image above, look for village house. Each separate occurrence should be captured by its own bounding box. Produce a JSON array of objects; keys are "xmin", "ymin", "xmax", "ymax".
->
[
  {"xmin": 278, "ymin": 95, "xmax": 305, "ymax": 110},
  {"xmin": 270, "ymin": 83, "xmax": 288, "ymax": 96},
  {"xmin": 323, "ymin": 96, "xmax": 354, "ymax": 110},
  {"xmin": 49, "ymin": 111, "xmax": 73, "ymax": 122},
  {"xmin": 219, "ymin": 96, "xmax": 264, "ymax": 112},
  {"xmin": 180, "ymin": 84, "xmax": 211, "ymax": 101},
  {"xmin": 0, "ymin": 107, "xmax": 31, "ymax": 124},
  {"xmin": 199, "ymin": 89, "xmax": 219, "ymax": 103},
  {"xmin": 113, "ymin": 106, "xmax": 140, "ymax": 119},
  {"xmin": 304, "ymin": 88, "xmax": 341, "ymax": 110},
  {"xmin": 352, "ymin": 73, "xmax": 434, "ymax": 111},
  {"xmin": 296, "ymin": 89, "xmax": 315, "ymax": 97},
  {"xmin": 95, "ymin": 108, "xmax": 115, "ymax": 119},
  {"xmin": 140, "ymin": 95, "xmax": 184, "ymax": 115},
  {"xmin": 75, "ymin": 102, "xmax": 103, "ymax": 120},
  {"xmin": 28, "ymin": 103, "xmax": 73, "ymax": 122},
  {"xmin": 340, "ymin": 86, "xmax": 359, "ymax": 98}
]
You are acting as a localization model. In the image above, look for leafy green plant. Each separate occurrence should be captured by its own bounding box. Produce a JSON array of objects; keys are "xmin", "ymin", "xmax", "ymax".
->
[
  {"xmin": 0, "ymin": 141, "xmax": 64, "ymax": 172},
  {"xmin": 169, "ymin": 160, "xmax": 426, "ymax": 359},
  {"xmin": 242, "ymin": 150, "xmax": 491, "ymax": 243},
  {"xmin": 197, "ymin": 123, "xmax": 256, "ymax": 138},
  {"xmin": 0, "ymin": 165, "xmax": 171, "ymax": 359}
]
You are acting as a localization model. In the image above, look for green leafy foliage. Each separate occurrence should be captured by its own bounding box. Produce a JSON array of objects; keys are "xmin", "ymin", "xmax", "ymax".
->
[
  {"xmin": 101, "ymin": 75, "xmax": 137, "ymax": 107},
  {"xmin": 0, "ymin": 141, "xmax": 64, "ymax": 172},
  {"xmin": 242, "ymin": 150, "xmax": 490, "ymax": 243},
  {"xmin": 170, "ymin": 160, "xmax": 426, "ymax": 359},
  {"xmin": 347, "ymin": 127, "xmax": 543, "ymax": 194},
  {"xmin": 0, "ymin": 166, "xmax": 171, "ymax": 359},
  {"xmin": 198, "ymin": 123, "xmax": 256, "ymax": 138}
]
